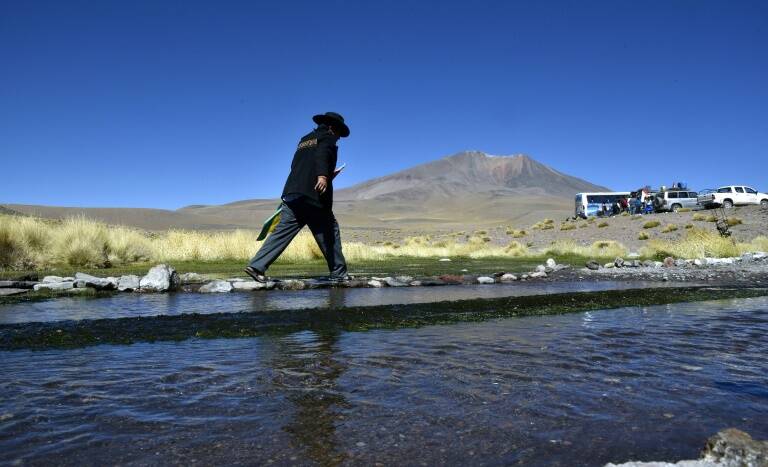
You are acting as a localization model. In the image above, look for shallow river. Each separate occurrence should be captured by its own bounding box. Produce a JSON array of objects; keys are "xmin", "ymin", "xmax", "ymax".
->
[
  {"xmin": 0, "ymin": 280, "xmax": 690, "ymax": 324},
  {"xmin": 2, "ymin": 295, "xmax": 767, "ymax": 466}
]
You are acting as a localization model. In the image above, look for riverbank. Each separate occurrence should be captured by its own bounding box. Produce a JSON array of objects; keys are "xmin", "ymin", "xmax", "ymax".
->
[{"xmin": 2, "ymin": 286, "xmax": 766, "ymax": 350}]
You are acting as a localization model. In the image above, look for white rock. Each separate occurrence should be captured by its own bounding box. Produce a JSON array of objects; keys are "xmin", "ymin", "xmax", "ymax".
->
[
  {"xmin": 179, "ymin": 272, "xmax": 205, "ymax": 283},
  {"xmin": 529, "ymin": 271, "xmax": 547, "ymax": 278},
  {"xmin": 438, "ymin": 258, "xmax": 452, "ymax": 262},
  {"xmin": 117, "ymin": 275, "xmax": 140, "ymax": 292},
  {"xmin": 410, "ymin": 280, "xmax": 422, "ymax": 286},
  {"xmin": 535, "ymin": 265, "xmax": 547, "ymax": 273},
  {"xmin": 754, "ymin": 252, "xmax": 767, "ymax": 260},
  {"xmin": 367, "ymin": 280, "xmax": 384, "ymax": 288},
  {"xmin": 395, "ymin": 275, "xmax": 414, "ymax": 283},
  {"xmin": 604, "ymin": 263, "xmax": 614, "ymax": 269},
  {"xmin": 199, "ymin": 280, "xmax": 233, "ymax": 293},
  {"xmin": 139, "ymin": 264, "xmax": 180, "ymax": 292},
  {"xmin": 460, "ymin": 269, "xmax": 468, "ymax": 272},
  {"xmin": 74, "ymin": 272, "xmax": 117, "ymax": 290},
  {"xmin": 545, "ymin": 258, "xmax": 557, "ymax": 268},
  {"xmin": 385, "ymin": 277, "xmax": 409, "ymax": 287},
  {"xmin": 500, "ymin": 273, "xmax": 518, "ymax": 282},
  {"xmin": 521, "ymin": 274, "xmax": 529, "ymax": 280},
  {"xmin": 477, "ymin": 276, "xmax": 495, "ymax": 284},
  {"xmin": 694, "ymin": 258, "xmax": 706, "ymax": 267},
  {"xmin": 34, "ymin": 281, "xmax": 74, "ymax": 291},
  {"xmin": 653, "ymin": 261, "xmax": 663, "ymax": 268},
  {"xmin": 42, "ymin": 276, "xmax": 73, "ymax": 283},
  {"xmin": 232, "ymin": 281, "xmax": 268, "ymax": 291}
]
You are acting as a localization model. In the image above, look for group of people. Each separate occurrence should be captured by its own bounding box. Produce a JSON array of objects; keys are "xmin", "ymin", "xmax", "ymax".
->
[{"xmin": 597, "ymin": 193, "xmax": 654, "ymax": 217}]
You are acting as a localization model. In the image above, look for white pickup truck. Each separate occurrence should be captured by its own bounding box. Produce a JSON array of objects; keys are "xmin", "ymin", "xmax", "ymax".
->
[{"xmin": 697, "ymin": 185, "xmax": 768, "ymax": 209}]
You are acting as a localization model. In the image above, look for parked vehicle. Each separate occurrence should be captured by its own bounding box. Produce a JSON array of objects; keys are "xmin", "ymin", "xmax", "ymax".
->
[
  {"xmin": 653, "ymin": 189, "xmax": 699, "ymax": 212},
  {"xmin": 697, "ymin": 185, "xmax": 768, "ymax": 209},
  {"xmin": 575, "ymin": 192, "xmax": 631, "ymax": 218}
]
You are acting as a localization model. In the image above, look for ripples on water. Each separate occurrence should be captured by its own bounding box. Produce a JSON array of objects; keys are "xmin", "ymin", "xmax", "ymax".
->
[{"xmin": 1, "ymin": 297, "xmax": 767, "ymax": 466}]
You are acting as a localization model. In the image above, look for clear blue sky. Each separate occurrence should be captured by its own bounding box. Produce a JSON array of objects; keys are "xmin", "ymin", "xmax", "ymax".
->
[{"xmin": 2, "ymin": 0, "xmax": 766, "ymax": 209}]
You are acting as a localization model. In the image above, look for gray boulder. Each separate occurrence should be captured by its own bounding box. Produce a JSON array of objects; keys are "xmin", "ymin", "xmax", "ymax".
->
[
  {"xmin": 139, "ymin": 264, "xmax": 180, "ymax": 292},
  {"xmin": 641, "ymin": 260, "xmax": 656, "ymax": 268},
  {"xmin": 117, "ymin": 275, "xmax": 140, "ymax": 292},
  {"xmin": 586, "ymin": 260, "xmax": 601, "ymax": 270},
  {"xmin": 232, "ymin": 281, "xmax": 271, "ymax": 291},
  {"xmin": 367, "ymin": 279, "xmax": 384, "ymax": 288},
  {"xmin": 529, "ymin": 271, "xmax": 547, "ymax": 278},
  {"xmin": 545, "ymin": 258, "xmax": 557, "ymax": 268},
  {"xmin": 74, "ymin": 272, "xmax": 117, "ymax": 290},
  {"xmin": 277, "ymin": 279, "xmax": 305, "ymax": 290},
  {"xmin": 0, "ymin": 288, "xmax": 29, "ymax": 296},
  {"xmin": 42, "ymin": 276, "xmax": 73, "ymax": 283},
  {"xmin": 199, "ymin": 280, "xmax": 233, "ymax": 293},
  {"xmin": 384, "ymin": 277, "xmax": 410, "ymax": 287},
  {"xmin": 0, "ymin": 281, "xmax": 37, "ymax": 289},
  {"xmin": 500, "ymin": 273, "xmax": 518, "ymax": 282},
  {"xmin": 477, "ymin": 276, "xmax": 495, "ymax": 284},
  {"xmin": 535, "ymin": 265, "xmax": 547, "ymax": 273},
  {"xmin": 614, "ymin": 257, "xmax": 625, "ymax": 268},
  {"xmin": 179, "ymin": 272, "xmax": 205, "ymax": 284},
  {"xmin": 606, "ymin": 428, "xmax": 767, "ymax": 467},
  {"xmin": 34, "ymin": 281, "xmax": 74, "ymax": 291}
]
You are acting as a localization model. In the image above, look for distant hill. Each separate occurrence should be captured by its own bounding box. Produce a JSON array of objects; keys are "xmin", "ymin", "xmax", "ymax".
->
[
  {"xmin": 336, "ymin": 152, "xmax": 609, "ymax": 201},
  {"xmin": 7, "ymin": 152, "xmax": 610, "ymax": 230},
  {"xmin": 0, "ymin": 205, "xmax": 24, "ymax": 216}
]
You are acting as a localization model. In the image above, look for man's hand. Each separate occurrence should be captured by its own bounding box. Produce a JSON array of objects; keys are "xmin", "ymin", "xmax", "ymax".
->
[{"xmin": 315, "ymin": 175, "xmax": 328, "ymax": 194}]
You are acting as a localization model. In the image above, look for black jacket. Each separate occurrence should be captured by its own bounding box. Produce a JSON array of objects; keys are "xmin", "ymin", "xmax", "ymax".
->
[{"xmin": 281, "ymin": 125, "xmax": 339, "ymax": 208}]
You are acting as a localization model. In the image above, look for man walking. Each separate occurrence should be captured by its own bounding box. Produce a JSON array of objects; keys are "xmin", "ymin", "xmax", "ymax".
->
[{"xmin": 245, "ymin": 112, "xmax": 350, "ymax": 282}]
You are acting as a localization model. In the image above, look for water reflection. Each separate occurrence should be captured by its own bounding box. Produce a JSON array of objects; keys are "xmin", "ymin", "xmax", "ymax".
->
[
  {"xmin": 266, "ymin": 331, "xmax": 348, "ymax": 465},
  {"xmin": 259, "ymin": 291, "xmax": 350, "ymax": 464}
]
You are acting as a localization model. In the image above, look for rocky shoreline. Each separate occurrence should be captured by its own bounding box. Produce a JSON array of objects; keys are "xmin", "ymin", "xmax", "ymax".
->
[{"xmin": 2, "ymin": 251, "xmax": 768, "ymax": 300}]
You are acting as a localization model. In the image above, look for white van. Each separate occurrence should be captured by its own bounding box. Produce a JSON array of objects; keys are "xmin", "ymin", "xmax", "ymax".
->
[{"xmin": 575, "ymin": 192, "xmax": 631, "ymax": 218}]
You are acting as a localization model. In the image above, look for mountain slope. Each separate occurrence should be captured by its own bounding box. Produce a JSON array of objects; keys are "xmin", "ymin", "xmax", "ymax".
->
[
  {"xmin": 336, "ymin": 151, "xmax": 609, "ymax": 201},
  {"xmin": 7, "ymin": 152, "xmax": 610, "ymax": 230}
]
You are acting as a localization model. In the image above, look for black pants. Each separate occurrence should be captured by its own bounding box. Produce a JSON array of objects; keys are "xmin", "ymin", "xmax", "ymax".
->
[{"xmin": 248, "ymin": 200, "xmax": 347, "ymax": 278}]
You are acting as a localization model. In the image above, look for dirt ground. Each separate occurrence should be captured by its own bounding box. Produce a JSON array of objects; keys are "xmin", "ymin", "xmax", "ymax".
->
[{"xmin": 344, "ymin": 205, "xmax": 768, "ymax": 253}]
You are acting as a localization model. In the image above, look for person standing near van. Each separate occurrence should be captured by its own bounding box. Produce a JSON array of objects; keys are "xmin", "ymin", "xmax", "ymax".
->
[{"xmin": 245, "ymin": 112, "xmax": 350, "ymax": 283}]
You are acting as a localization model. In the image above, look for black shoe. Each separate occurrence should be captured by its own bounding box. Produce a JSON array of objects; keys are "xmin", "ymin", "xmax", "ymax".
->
[
  {"xmin": 244, "ymin": 267, "xmax": 267, "ymax": 283},
  {"xmin": 326, "ymin": 275, "xmax": 351, "ymax": 284}
]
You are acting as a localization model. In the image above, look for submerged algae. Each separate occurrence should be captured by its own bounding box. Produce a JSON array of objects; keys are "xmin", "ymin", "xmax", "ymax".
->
[{"xmin": 1, "ymin": 286, "xmax": 766, "ymax": 350}]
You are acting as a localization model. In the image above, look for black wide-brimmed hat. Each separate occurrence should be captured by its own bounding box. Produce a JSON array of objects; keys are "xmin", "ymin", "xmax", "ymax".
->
[{"xmin": 312, "ymin": 111, "xmax": 350, "ymax": 137}]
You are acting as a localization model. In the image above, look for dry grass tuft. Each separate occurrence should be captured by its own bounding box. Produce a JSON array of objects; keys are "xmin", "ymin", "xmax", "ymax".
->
[
  {"xmin": 560, "ymin": 223, "xmax": 576, "ymax": 231},
  {"xmin": 643, "ymin": 220, "xmax": 661, "ymax": 229},
  {"xmin": 597, "ymin": 222, "xmax": 609, "ymax": 228},
  {"xmin": 661, "ymin": 224, "xmax": 679, "ymax": 233},
  {"xmin": 726, "ymin": 217, "xmax": 743, "ymax": 226},
  {"xmin": 543, "ymin": 239, "xmax": 627, "ymax": 259},
  {"xmin": 638, "ymin": 232, "xmax": 650, "ymax": 240},
  {"xmin": 532, "ymin": 219, "xmax": 555, "ymax": 230},
  {"xmin": 642, "ymin": 228, "xmax": 764, "ymax": 259}
]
